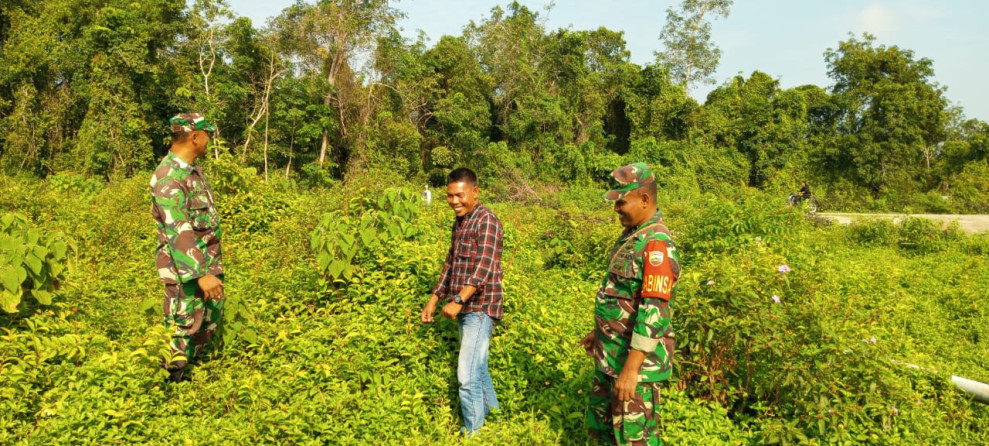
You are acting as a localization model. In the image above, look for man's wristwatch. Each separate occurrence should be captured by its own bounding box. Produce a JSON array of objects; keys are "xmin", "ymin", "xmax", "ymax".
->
[{"xmin": 453, "ymin": 295, "xmax": 464, "ymax": 304}]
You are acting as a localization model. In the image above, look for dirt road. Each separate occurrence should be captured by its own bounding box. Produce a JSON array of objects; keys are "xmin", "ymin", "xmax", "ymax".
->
[{"xmin": 819, "ymin": 213, "xmax": 989, "ymax": 233}]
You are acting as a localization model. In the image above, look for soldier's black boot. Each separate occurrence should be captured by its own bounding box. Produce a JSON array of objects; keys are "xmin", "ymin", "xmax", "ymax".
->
[{"xmin": 165, "ymin": 367, "xmax": 191, "ymax": 383}]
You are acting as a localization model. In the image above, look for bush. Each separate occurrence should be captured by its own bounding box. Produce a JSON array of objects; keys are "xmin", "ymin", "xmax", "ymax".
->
[
  {"xmin": 849, "ymin": 219, "xmax": 899, "ymax": 247},
  {"xmin": 2, "ymin": 177, "xmax": 988, "ymax": 444},
  {"xmin": 0, "ymin": 214, "xmax": 74, "ymax": 312}
]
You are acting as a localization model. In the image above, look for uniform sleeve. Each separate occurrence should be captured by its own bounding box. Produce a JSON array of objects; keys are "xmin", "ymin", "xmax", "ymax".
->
[
  {"xmin": 466, "ymin": 214, "xmax": 502, "ymax": 288},
  {"xmin": 152, "ymin": 179, "xmax": 209, "ymax": 283},
  {"xmin": 631, "ymin": 239, "xmax": 678, "ymax": 352}
]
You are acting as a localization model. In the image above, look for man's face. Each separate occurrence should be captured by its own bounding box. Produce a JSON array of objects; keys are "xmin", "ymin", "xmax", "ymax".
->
[
  {"xmin": 446, "ymin": 181, "xmax": 479, "ymax": 217},
  {"xmin": 613, "ymin": 189, "xmax": 650, "ymax": 228}
]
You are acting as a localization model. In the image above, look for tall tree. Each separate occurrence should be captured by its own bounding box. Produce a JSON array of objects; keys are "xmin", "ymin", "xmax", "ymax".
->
[
  {"xmin": 276, "ymin": 0, "xmax": 401, "ymax": 171},
  {"xmin": 701, "ymin": 71, "xmax": 817, "ymax": 187},
  {"xmin": 465, "ymin": 2, "xmax": 546, "ymax": 146},
  {"xmin": 656, "ymin": 0, "xmax": 732, "ymax": 93},
  {"xmin": 823, "ymin": 33, "xmax": 947, "ymax": 192},
  {"xmin": 181, "ymin": 0, "xmax": 235, "ymax": 158}
]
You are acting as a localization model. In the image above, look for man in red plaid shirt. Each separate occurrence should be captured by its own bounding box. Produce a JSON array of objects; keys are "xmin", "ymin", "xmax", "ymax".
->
[{"xmin": 420, "ymin": 167, "xmax": 504, "ymax": 435}]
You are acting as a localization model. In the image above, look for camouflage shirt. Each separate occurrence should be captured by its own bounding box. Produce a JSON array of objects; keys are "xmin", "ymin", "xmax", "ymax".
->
[
  {"xmin": 150, "ymin": 152, "xmax": 223, "ymax": 284},
  {"xmin": 593, "ymin": 212, "xmax": 681, "ymax": 382}
]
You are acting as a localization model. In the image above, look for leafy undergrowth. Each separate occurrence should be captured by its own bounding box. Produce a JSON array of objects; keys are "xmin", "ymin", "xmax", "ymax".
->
[{"xmin": 0, "ymin": 173, "xmax": 987, "ymax": 444}]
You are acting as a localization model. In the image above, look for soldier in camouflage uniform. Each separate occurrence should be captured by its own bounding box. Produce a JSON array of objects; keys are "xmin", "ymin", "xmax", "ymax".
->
[
  {"xmin": 579, "ymin": 162, "xmax": 681, "ymax": 445},
  {"xmin": 150, "ymin": 113, "xmax": 225, "ymax": 383}
]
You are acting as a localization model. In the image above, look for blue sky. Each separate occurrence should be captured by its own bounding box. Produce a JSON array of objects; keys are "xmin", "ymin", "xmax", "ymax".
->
[{"xmin": 227, "ymin": 0, "xmax": 989, "ymax": 122}]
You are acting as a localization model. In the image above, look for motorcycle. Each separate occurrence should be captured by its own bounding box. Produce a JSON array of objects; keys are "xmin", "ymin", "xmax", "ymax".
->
[{"xmin": 788, "ymin": 193, "xmax": 818, "ymax": 214}]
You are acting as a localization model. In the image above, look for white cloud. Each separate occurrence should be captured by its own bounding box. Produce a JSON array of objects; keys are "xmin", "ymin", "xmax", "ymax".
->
[{"xmin": 858, "ymin": 4, "xmax": 896, "ymax": 37}]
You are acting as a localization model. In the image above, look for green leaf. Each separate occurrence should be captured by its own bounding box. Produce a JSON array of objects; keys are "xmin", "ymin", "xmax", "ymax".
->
[
  {"xmin": 241, "ymin": 328, "xmax": 259, "ymax": 344},
  {"xmin": 360, "ymin": 228, "xmax": 376, "ymax": 246},
  {"xmin": 0, "ymin": 235, "xmax": 15, "ymax": 252},
  {"xmin": 340, "ymin": 233, "xmax": 355, "ymax": 248},
  {"xmin": 31, "ymin": 289, "xmax": 52, "ymax": 305},
  {"xmin": 53, "ymin": 241, "xmax": 67, "ymax": 259},
  {"xmin": 24, "ymin": 254, "xmax": 43, "ymax": 275},
  {"xmin": 26, "ymin": 229, "xmax": 40, "ymax": 245},
  {"xmin": 139, "ymin": 296, "xmax": 157, "ymax": 313},
  {"xmin": 0, "ymin": 266, "xmax": 18, "ymax": 292},
  {"xmin": 344, "ymin": 245, "xmax": 359, "ymax": 262},
  {"xmin": 317, "ymin": 252, "xmax": 331, "ymax": 271},
  {"xmin": 0, "ymin": 290, "xmax": 20, "ymax": 313},
  {"xmin": 328, "ymin": 260, "xmax": 347, "ymax": 280}
]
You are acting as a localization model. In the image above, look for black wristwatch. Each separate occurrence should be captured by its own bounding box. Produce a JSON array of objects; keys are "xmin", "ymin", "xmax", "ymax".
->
[{"xmin": 453, "ymin": 295, "xmax": 464, "ymax": 304}]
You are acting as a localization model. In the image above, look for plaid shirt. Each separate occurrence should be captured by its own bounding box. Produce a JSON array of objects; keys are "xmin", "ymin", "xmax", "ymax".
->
[{"xmin": 432, "ymin": 203, "xmax": 504, "ymax": 320}]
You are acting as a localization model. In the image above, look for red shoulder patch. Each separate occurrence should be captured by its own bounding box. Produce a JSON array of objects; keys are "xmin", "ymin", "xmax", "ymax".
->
[{"xmin": 641, "ymin": 239, "xmax": 675, "ymax": 300}]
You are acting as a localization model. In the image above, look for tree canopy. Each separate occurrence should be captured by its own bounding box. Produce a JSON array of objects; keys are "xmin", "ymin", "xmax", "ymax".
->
[{"xmin": 0, "ymin": 1, "xmax": 985, "ymax": 212}]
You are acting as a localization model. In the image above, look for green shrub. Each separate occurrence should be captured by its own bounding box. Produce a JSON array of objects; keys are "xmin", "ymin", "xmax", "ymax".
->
[
  {"xmin": 0, "ymin": 214, "xmax": 75, "ymax": 312},
  {"xmin": 897, "ymin": 217, "xmax": 949, "ymax": 253},
  {"xmin": 46, "ymin": 172, "xmax": 104, "ymax": 194},
  {"xmin": 849, "ymin": 219, "xmax": 899, "ymax": 247},
  {"xmin": 310, "ymin": 188, "xmax": 420, "ymax": 286}
]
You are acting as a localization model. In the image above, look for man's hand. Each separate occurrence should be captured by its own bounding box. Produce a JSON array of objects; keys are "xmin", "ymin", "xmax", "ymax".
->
[
  {"xmin": 420, "ymin": 294, "xmax": 440, "ymax": 323},
  {"xmin": 615, "ymin": 368, "xmax": 639, "ymax": 402},
  {"xmin": 197, "ymin": 274, "xmax": 223, "ymax": 300},
  {"xmin": 441, "ymin": 301, "xmax": 463, "ymax": 320},
  {"xmin": 579, "ymin": 331, "xmax": 597, "ymax": 357},
  {"xmin": 615, "ymin": 349, "xmax": 647, "ymax": 402}
]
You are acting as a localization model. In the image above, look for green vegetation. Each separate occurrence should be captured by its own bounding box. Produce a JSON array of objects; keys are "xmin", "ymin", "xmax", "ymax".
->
[
  {"xmin": 1, "ymin": 173, "xmax": 987, "ymax": 444},
  {"xmin": 2, "ymin": 0, "xmax": 988, "ymax": 443},
  {"xmin": 1, "ymin": 1, "xmax": 987, "ymax": 212}
]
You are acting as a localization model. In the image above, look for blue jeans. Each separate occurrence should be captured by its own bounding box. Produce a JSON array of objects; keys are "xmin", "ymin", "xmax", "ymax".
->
[{"xmin": 458, "ymin": 312, "xmax": 499, "ymax": 434}]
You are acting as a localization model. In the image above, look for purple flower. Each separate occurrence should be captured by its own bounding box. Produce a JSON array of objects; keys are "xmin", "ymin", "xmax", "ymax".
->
[
  {"xmin": 771, "ymin": 294, "xmax": 781, "ymax": 304},
  {"xmin": 778, "ymin": 264, "xmax": 791, "ymax": 274}
]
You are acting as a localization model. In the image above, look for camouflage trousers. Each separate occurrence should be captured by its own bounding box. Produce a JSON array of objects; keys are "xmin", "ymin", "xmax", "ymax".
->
[
  {"xmin": 162, "ymin": 280, "xmax": 223, "ymax": 370},
  {"xmin": 588, "ymin": 370, "xmax": 663, "ymax": 446}
]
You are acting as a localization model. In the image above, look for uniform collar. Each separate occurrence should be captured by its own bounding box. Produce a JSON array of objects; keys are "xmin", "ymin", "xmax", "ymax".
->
[
  {"xmin": 620, "ymin": 209, "xmax": 663, "ymax": 240},
  {"xmin": 635, "ymin": 210, "xmax": 663, "ymax": 231},
  {"xmin": 165, "ymin": 151, "xmax": 195, "ymax": 174}
]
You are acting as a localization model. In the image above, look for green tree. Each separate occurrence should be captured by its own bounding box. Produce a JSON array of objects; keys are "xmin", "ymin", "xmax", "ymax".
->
[
  {"xmin": 422, "ymin": 35, "xmax": 493, "ymax": 167},
  {"xmin": 656, "ymin": 0, "xmax": 732, "ymax": 93},
  {"xmin": 464, "ymin": 2, "xmax": 546, "ymax": 149},
  {"xmin": 275, "ymin": 0, "xmax": 401, "ymax": 172},
  {"xmin": 701, "ymin": 71, "xmax": 817, "ymax": 187},
  {"xmin": 0, "ymin": 0, "xmax": 184, "ymax": 177},
  {"xmin": 823, "ymin": 33, "xmax": 947, "ymax": 193}
]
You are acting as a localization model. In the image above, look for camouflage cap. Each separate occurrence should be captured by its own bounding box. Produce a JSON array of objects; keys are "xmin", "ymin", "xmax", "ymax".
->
[
  {"xmin": 170, "ymin": 113, "xmax": 216, "ymax": 133},
  {"xmin": 603, "ymin": 162, "xmax": 655, "ymax": 201}
]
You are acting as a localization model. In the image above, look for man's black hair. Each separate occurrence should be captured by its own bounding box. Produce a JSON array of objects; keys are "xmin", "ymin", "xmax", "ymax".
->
[
  {"xmin": 448, "ymin": 167, "xmax": 477, "ymax": 186},
  {"xmin": 642, "ymin": 180, "xmax": 657, "ymax": 203},
  {"xmin": 171, "ymin": 132, "xmax": 192, "ymax": 144}
]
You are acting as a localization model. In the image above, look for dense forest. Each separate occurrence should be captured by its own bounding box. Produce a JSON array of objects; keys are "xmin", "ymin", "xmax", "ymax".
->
[
  {"xmin": 1, "ymin": 0, "xmax": 987, "ymax": 211},
  {"xmin": 2, "ymin": 1, "xmax": 988, "ymax": 444}
]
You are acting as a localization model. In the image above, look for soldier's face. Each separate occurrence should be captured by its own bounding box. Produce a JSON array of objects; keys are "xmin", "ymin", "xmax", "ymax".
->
[
  {"xmin": 446, "ymin": 181, "xmax": 478, "ymax": 217},
  {"xmin": 614, "ymin": 189, "xmax": 649, "ymax": 228}
]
